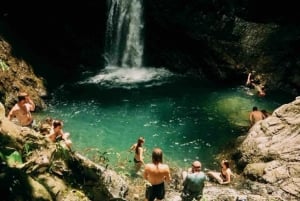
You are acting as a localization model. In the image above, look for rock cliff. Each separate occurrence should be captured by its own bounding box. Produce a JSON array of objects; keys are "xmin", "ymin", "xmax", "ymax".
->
[
  {"xmin": 236, "ymin": 97, "xmax": 300, "ymax": 200},
  {"xmin": 0, "ymin": 37, "xmax": 46, "ymax": 110}
]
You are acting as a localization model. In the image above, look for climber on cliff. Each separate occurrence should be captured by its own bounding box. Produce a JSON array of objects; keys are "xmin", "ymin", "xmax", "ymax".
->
[{"xmin": 246, "ymin": 72, "xmax": 266, "ymax": 97}]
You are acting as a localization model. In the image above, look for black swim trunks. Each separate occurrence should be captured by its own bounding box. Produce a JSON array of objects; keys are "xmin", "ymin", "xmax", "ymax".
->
[{"xmin": 145, "ymin": 182, "xmax": 165, "ymax": 201}]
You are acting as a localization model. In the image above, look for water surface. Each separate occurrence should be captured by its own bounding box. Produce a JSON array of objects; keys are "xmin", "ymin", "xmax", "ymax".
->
[{"xmin": 38, "ymin": 67, "xmax": 292, "ymax": 173}]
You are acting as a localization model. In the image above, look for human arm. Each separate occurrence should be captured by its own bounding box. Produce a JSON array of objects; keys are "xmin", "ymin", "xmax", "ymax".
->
[
  {"xmin": 25, "ymin": 96, "xmax": 35, "ymax": 111},
  {"xmin": 62, "ymin": 132, "xmax": 70, "ymax": 141},
  {"xmin": 143, "ymin": 164, "xmax": 149, "ymax": 180},
  {"xmin": 47, "ymin": 132, "xmax": 57, "ymax": 142},
  {"xmin": 246, "ymin": 73, "xmax": 252, "ymax": 85},
  {"xmin": 220, "ymin": 169, "xmax": 232, "ymax": 184},
  {"xmin": 129, "ymin": 143, "xmax": 136, "ymax": 152},
  {"xmin": 249, "ymin": 112, "xmax": 253, "ymax": 125},
  {"xmin": 164, "ymin": 165, "xmax": 172, "ymax": 183},
  {"xmin": 138, "ymin": 147, "xmax": 144, "ymax": 164},
  {"xmin": 7, "ymin": 106, "xmax": 16, "ymax": 120}
]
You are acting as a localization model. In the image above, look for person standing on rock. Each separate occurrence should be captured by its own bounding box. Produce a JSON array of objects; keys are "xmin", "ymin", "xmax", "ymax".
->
[
  {"xmin": 249, "ymin": 106, "xmax": 264, "ymax": 126},
  {"xmin": 7, "ymin": 92, "xmax": 35, "ymax": 127},
  {"xmin": 144, "ymin": 148, "xmax": 171, "ymax": 201}
]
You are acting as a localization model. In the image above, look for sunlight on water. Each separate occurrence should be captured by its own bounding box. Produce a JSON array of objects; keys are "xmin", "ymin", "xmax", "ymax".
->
[{"xmin": 79, "ymin": 66, "xmax": 174, "ymax": 89}]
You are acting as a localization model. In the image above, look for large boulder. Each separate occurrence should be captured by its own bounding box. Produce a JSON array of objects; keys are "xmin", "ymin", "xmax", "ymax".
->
[{"xmin": 237, "ymin": 96, "xmax": 300, "ymax": 199}]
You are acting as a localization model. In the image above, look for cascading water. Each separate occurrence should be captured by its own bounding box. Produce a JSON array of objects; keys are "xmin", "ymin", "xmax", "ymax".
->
[
  {"xmin": 82, "ymin": 0, "xmax": 172, "ymax": 88},
  {"xmin": 104, "ymin": 0, "xmax": 144, "ymax": 68}
]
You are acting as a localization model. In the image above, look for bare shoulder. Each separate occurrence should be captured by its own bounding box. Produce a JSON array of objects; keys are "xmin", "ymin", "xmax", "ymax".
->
[
  {"xmin": 10, "ymin": 104, "xmax": 18, "ymax": 111},
  {"xmin": 159, "ymin": 163, "xmax": 170, "ymax": 171},
  {"xmin": 144, "ymin": 163, "xmax": 153, "ymax": 169}
]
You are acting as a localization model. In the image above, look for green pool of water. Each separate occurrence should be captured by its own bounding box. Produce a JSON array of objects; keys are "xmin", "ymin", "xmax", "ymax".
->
[{"xmin": 37, "ymin": 68, "xmax": 293, "ymax": 173}]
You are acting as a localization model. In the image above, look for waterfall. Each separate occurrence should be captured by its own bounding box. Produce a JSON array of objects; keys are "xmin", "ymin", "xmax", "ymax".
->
[
  {"xmin": 105, "ymin": 0, "xmax": 144, "ymax": 68},
  {"xmin": 82, "ymin": 0, "xmax": 172, "ymax": 88}
]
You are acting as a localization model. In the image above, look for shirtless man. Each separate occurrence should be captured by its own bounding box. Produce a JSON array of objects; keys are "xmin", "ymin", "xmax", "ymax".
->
[
  {"xmin": 144, "ymin": 148, "xmax": 171, "ymax": 201},
  {"xmin": 7, "ymin": 92, "xmax": 35, "ymax": 127},
  {"xmin": 249, "ymin": 106, "xmax": 264, "ymax": 126}
]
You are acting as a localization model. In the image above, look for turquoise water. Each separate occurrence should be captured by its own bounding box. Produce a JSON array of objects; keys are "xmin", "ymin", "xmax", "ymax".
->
[{"xmin": 37, "ymin": 67, "xmax": 293, "ymax": 172}]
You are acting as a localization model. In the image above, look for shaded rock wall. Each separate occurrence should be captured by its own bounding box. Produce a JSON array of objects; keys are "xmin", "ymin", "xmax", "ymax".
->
[
  {"xmin": 0, "ymin": 0, "xmax": 299, "ymax": 97},
  {"xmin": 144, "ymin": 0, "xmax": 300, "ymax": 93},
  {"xmin": 0, "ymin": 37, "xmax": 46, "ymax": 110}
]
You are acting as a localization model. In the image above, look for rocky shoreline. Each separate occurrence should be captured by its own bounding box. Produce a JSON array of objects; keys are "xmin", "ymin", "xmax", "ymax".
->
[{"xmin": 0, "ymin": 97, "xmax": 299, "ymax": 200}]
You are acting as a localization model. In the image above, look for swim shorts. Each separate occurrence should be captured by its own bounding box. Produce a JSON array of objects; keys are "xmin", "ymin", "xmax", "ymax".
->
[{"xmin": 145, "ymin": 182, "xmax": 165, "ymax": 201}]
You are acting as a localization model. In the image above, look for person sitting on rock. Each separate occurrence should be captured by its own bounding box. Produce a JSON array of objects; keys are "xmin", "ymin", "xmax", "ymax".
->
[
  {"xmin": 47, "ymin": 120, "xmax": 72, "ymax": 149},
  {"xmin": 206, "ymin": 159, "xmax": 234, "ymax": 185},
  {"xmin": 181, "ymin": 160, "xmax": 208, "ymax": 201}
]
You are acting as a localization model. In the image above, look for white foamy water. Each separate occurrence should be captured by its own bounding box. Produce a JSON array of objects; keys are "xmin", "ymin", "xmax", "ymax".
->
[{"xmin": 80, "ymin": 66, "xmax": 175, "ymax": 88}]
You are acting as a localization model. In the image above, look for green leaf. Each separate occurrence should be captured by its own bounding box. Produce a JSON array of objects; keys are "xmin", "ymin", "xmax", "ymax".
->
[{"xmin": 6, "ymin": 151, "xmax": 23, "ymax": 166}]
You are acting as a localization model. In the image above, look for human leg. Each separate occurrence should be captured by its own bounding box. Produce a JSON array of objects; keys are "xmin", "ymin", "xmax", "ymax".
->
[{"xmin": 207, "ymin": 171, "xmax": 223, "ymax": 184}]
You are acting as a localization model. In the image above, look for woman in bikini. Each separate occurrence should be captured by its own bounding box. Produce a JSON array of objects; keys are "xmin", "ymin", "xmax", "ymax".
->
[
  {"xmin": 207, "ymin": 159, "xmax": 234, "ymax": 184},
  {"xmin": 130, "ymin": 137, "xmax": 145, "ymax": 172}
]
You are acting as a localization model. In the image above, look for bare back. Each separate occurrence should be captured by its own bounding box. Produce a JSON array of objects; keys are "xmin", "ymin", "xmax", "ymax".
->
[
  {"xmin": 250, "ymin": 110, "xmax": 264, "ymax": 125},
  {"xmin": 144, "ymin": 163, "xmax": 171, "ymax": 185}
]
